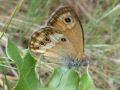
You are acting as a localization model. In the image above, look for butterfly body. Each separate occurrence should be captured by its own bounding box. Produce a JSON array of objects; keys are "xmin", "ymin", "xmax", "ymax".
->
[{"xmin": 29, "ymin": 6, "xmax": 86, "ymax": 68}]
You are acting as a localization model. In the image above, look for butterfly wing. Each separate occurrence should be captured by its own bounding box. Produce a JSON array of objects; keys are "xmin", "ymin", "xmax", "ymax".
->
[
  {"xmin": 29, "ymin": 26, "xmax": 77, "ymax": 64},
  {"xmin": 47, "ymin": 6, "xmax": 84, "ymax": 60}
]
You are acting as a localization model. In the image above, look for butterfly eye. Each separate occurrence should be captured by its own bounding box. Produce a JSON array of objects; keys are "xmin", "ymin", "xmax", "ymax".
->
[
  {"xmin": 64, "ymin": 17, "xmax": 72, "ymax": 24},
  {"xmin": 61, "ymin": 38, "xmax": 67, "ymax": 42},
  {"xmin": 65, "ymin": 17, "xmax": 71, "ymax": 22}
]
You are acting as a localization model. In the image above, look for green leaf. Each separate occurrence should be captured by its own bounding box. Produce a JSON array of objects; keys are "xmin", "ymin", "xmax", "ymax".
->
[
  {"xmin": 6, "ymin": 39, "xmax": 23, "ymax": 70},
  {"xmin": 14, "ymin": 52, "xmax": 44, "ymax": 90},
  {"xmin": 6, "ymin": 39, "xmax": 96, "ymax": 90},
  {"xmin": 48, "ymin": 67, "xmax": 80, "ymax": 90},
  {"xmin": 79, "ymin": 69, "xmax": 95, "ymax": 90},
  {"xmin": 6, "ymin": 39, "xmax": 45, "ymax": 90}
]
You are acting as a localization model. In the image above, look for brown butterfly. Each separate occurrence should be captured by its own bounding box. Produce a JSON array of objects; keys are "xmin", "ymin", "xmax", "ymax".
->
[{"xmin": 28, "ymin": 6, "xmax": 87, "ymax": 68}]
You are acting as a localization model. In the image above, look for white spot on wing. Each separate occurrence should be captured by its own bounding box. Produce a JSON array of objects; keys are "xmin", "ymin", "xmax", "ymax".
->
[
  {"xmin": 41, "ymin": 42, "xmax": 55, "ymax": 49},
  {"xmin": 50, "ymin": 33, "xmax": 64, "ymax": 43},
  {"xmin": 50, "ymin": 35, "xmax": 58, "ymax": 43}
]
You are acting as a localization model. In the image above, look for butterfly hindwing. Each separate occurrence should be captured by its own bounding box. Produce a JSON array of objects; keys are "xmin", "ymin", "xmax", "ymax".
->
[{"xmin": 29, "ymin": 26, "xmax": 62, "ymax": 53}]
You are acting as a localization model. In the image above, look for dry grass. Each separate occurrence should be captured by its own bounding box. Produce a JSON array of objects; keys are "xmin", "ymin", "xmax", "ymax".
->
[{"xmin": 0, "ymin": 0, "xmax": 120, "ymax": 90}]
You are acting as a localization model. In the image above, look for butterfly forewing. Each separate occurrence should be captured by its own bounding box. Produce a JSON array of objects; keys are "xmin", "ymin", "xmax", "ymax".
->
[{"xmin": 47, "ymin": 6, "xmax": 84, "ymax": 60}]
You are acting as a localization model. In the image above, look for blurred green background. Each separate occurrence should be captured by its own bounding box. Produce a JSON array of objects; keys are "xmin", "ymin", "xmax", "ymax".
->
[{"xmin": 0, "ymin": 0, "xmax": 120, "ymax": 90}]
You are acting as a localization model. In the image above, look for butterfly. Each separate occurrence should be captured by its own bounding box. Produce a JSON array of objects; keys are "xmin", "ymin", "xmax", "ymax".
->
[{"xmin": 28, "ymin": 6, "xmax": 87, "ymax": 68}]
